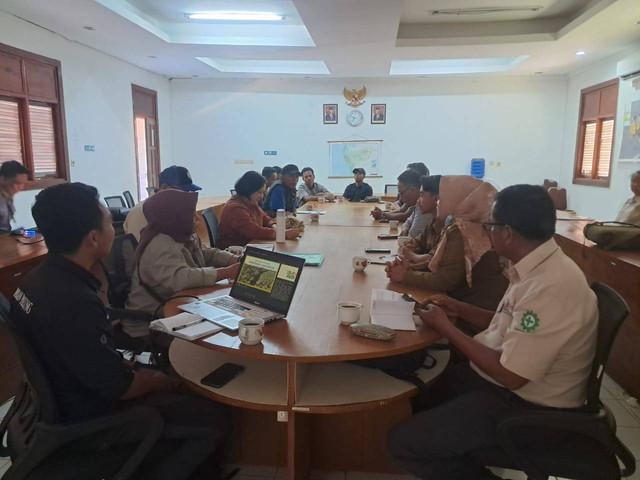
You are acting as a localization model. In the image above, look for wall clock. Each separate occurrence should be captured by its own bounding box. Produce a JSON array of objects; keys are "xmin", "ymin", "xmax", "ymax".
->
[{"xmin": 346, "ymin": 109, "xmax": 364, "ymax": 127}]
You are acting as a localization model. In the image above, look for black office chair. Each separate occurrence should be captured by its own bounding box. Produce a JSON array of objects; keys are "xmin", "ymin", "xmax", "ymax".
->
[
  {"xmin": 230, "ymin": 189, "xmax": 236, "ymax": 196},
  {"xmin": 202, "ymin": 207, "xmax": 220, "ymax": 247},
  {"xmin": 0, "ymin": 293, "xmax": 164, "ymax": 480},
  {"xmin": 104, "ymin": 196, "xmax": 127, "ymax": 209},
  {"xmin": 123, "ymin": 191, "xmax": 135, "ymax": 209},
  {"xmin": 384, "ymin": 184, "xmax": 398, "ymax": 195},
  {"xmin": 472, "ymin": 282, "xmax": 636, "ymax": 480}
]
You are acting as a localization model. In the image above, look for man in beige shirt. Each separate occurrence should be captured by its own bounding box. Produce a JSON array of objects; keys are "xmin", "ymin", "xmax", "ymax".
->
[
  {"xmin": 387, "ymin": 184, "xmax": 598, "ymax": 480},
  {"xmin": 615, "ymin": 171, "xmax": 640, "ymax": 226}
]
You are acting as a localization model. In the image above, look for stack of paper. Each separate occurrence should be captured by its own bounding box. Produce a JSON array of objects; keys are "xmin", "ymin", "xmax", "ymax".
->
[
  {"xmin": 246, "ymin": 243, "xmax": 275, "ymax": 251},
  {"xmin": 149, "ymin": 312, "xmax": 223, "ymax": 340},
  {"xmin": 296, "ymin": 210, "xmax": 327, "ymax": 215},
  {"xmin": 370, "ymin": 289, "xmax": 416, "ymax": 331}
]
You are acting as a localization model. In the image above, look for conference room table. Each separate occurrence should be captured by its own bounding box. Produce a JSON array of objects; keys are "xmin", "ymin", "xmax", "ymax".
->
[{"xmin": 165, "ymin": 201, "xmax": 449, "ymax": 478}]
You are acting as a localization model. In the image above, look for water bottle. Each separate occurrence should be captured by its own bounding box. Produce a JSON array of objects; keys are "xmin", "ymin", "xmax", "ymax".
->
[{"xmin": 276, "ymin": 209, "xmax": 285, "ymax": 243}]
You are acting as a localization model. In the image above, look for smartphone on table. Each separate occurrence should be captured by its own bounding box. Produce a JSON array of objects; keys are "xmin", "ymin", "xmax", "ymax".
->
[{"xmin": 201, "ymin": 363, "xmax": 245, "ymax": 388}]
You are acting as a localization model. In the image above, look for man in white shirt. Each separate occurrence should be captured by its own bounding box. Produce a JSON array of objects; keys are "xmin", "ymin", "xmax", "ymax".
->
[
  {"xmin": 297, "ymin": 167, "xmax": 334, "ymax": 204},
  {"xmin": 124, "ymin": 165, "xmax": 201, "ymax": 240},
  {"xmin": 387, "ymin": 184, "xmax": 598, "ymax": 480}
]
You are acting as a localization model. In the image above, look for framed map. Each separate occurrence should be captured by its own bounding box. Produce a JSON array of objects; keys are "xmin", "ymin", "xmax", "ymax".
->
[{"xmin": 328, "ymin": 140, "xmax": 381, "ymax": 177}]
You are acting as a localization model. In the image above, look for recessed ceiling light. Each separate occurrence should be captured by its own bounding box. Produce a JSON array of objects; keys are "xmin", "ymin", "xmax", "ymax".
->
[
  {"xmin": 148, "ymin": 55, "xmax": 157, "ymax": 59},
  {"xmin": 83, "ymin": 26, "xmax": 95, "ymax": 30},
  {"xmin": 576, "ymin": 51, "xmax": 586, "ymax": 56},
  {"xmin": 187, "ymin": 12, "xmax": 285, "ymax": 21},
  {"xmin": 534, "ymin": 71, "xmax": 543, "ymax": 75},
  {"xmin": 191, "ymin": 75, "xmax": 199, "ymax": 78}
]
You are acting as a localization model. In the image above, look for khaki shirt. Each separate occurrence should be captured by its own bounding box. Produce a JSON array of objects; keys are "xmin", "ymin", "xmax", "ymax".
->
[
  {"xmin": 123, "ymin": 201, "xmax": 147, "ymax": 241},
  {"xmin": 471, "ymin": 238, "xmax": 598, "ymax": 408},
  {"xmin": 615, "ymin": 197, "xmax": 640, "ymax": 226}
]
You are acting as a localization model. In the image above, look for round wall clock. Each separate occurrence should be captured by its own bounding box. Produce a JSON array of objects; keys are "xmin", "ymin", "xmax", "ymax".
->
[{"xmin": 346, "ymin": 109, "xmax": 364, "ymax": 127}]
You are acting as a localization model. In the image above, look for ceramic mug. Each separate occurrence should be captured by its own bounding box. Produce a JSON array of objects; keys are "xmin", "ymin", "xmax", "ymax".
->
[
  {"xmin": 385, "ymin": 202, "xmax": 392, "ymax": 210},
  {"xmin": 318, "ymin": 197, "xmax": 326, "ymax": 203},
  {"xmin": 337, "ymin": 302, "xmax": 363, "ymax": 324},
  {"xmin": 238, "ymin": 318, "xmax": 265, "ymax": 346},
  {"xmin": 227, "ymin": 245, "xmax": 245, "ymax": 256},
  {"xmin": 352, "ymin": 256, "xmax": 370, "ymax": 272},
  {"xmin": 310, "ymin": 213, "xmax": 320, "ymax": 222},
  {"xmin": 389, "ymin": 220, "xmax": 399, "ymax": 230}
]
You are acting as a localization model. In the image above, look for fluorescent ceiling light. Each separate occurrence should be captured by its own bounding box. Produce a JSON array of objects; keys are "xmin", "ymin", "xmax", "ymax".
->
[
  {"xmin": 196, "ymin": 57, "xmax": 330, "ymax": 75},
  {"xmin": 187, "ymin": 12, "xmax": 284, "ymax": 21},
  {"xmin": 390, "ymin": 56, "xmax": 529, "ymax": 75},
  {"xmin": 576, "ymin": 50, "xmax": 586, "ymax": 56}
]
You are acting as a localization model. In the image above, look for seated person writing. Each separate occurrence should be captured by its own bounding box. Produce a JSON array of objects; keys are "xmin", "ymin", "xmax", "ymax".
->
[
  {"xmin": 371, "ymin": 169, "xmax": 421, "ymax": 224},
  {"xmin": 615, "ymin": 170, "xmax": 640, "ymax": 225},
  {"xmin": 371, "ymin": 163, "xmax": 429, "ymax": 222},
  {"xmin": 0, "ymin": 160, "xmax": 30, "ymax": 234},
  {"xmin": 387, "ymin": 185, "xmax": 598, "ymax": 480},
  {"xmin": 386, "ymin": 175, "xmax": 507, "ymax": 311},
  {"xmin": 126, "ymin": 189, "xmax": 240, "ymax": 327},
  {"xmin": 218, "ymin": 171, "xmax": 299, "ymax": 249},
  {"xmin": 297, "ymin": 167, "xmax": 334, "ymax": 204},
  {"xmin": 263, "ymin": 163, "xmax": 301, "ymax": 216},
  {"xmin": 11, "ymin": 183, "xmax": 229, "ymax": 480},
  {"xmin": 343, "ymin": 168, "xmax": 373, "ymax": 202}
]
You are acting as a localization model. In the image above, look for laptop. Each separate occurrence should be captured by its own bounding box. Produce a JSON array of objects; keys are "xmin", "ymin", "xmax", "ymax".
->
[{"xmin": 179, "ymin": 246, "xmax": 306, "ymax": 331}]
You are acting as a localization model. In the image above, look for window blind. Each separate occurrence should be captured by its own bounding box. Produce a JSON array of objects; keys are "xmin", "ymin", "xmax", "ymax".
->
[
  {"xmin": 0, "ymin": 99, "xmax": 24, "ymax": 166},
  {"xmin": 580, "ymin": 122, "xmax": 596, "ymax": 177},
  {"xmin": 597, "ymin": 118, "xmax": 614, "ymax": 179},
  {"xmin": 28, "ymin": 104, "xmax": 57, "ymax": 177}
]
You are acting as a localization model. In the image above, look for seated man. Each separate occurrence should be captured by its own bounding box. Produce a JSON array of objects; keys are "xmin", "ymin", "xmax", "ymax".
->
[
  {"xmin": 371, "ymin": 169, "xmax": 421, "ymax": 224},
  {"xmin": 264, "ymin": 163, "xmax": 301, "ymax": 216},
  {"xmin": 297, "ymin": 167, "xmax": 334, "ymax": 204},
  {"xmin": 262, "ymin": 166, "xmax": 278, "ymax": 190},
  {"xmin": 615, "ymin": 170, "xmax": 640, "ymax": 225},
  {"xmin": 372, "ymin": 162, "xmax": 430, "ymax": 221},
  {"xmin": 11, "ymin": 182, "xmax": 229, "ymax": 480},
  {"xmin": 0, "ymin": 160, "xmax": 30, "ymax": 234},
  {"xmin": 343, "ymin": 168, "xmax": 373, "ymax": 202},
  {"xmin": 387, "ymin": 184, "xmax": 598, "ymax": 480},
  {"xmin": 124, "ymin": 165, "xmax": 201, "ymax": 241}
]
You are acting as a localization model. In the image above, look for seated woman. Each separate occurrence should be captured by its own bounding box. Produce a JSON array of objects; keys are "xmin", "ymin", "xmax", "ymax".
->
[
  {"xmin": 386, "ymin": 175, "xmax": 508, "ymax": 311},
  {"xmin": 125, "ymin": 189, "xmax": 241, "ymax": 334},
  {"xmin": 615, "ymin": 170, "xmax": 640, "ymax": 225},
  {"xmin": 218, "ymin": 171, "xmax": 300, "ymax": 249}
]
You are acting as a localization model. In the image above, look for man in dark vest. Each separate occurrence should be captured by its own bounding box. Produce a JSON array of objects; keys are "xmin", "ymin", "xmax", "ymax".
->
[{"xmin": 264, "ymin": 164, "xmax": 300, "ymax": 216}]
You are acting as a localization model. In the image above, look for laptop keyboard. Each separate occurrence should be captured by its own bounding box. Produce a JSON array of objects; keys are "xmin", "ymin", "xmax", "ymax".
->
[{"xmin": 211, "ymin": 298, "xmax": 275, "ymax": 320}]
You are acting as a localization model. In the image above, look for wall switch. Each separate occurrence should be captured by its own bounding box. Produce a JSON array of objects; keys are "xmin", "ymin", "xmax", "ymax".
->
[
  {"xmin": 277, "ymin": 411, "xmax": 288, "ymax": 422},
  {"xmin": 496, "ymin": 162, "xmax": 502, "ymax": 167},
  {"xmin": 84, "ymin": 145, "xmax": 95, "ymax": 152}
]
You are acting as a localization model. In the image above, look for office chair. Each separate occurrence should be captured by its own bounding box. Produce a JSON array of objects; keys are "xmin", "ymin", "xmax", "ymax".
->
[
  {"xmin": 0, "ymin": 294, "xmax": 163, "ymax": 480},
  {"xmin": 123, "ymin": 190, "xmax": 135, "ymax": 208},
  {"xmin": 472, "ymin": 282, "xmax": 636, "ymax": 480},
  {"xmin": 104, "ymin": 196, "xmax": 127, "ymax": 209},
  {"xmin": 230, "ymin": 189, "xmax": 236, "ymax": 195},
  {"xmin": 548, "ymin": 187, "xmax": 568, "ymax": 210},
  {"xmin": 384, "ymin": 184, "xmax": 398, "ymax": 195},
  {"xmin": 542, "ymin": 179, "xmax": 558, "ymax": 191},
  {"xmin": 202, "ymin": 207, "xmax": 220, "ymax": 248}
]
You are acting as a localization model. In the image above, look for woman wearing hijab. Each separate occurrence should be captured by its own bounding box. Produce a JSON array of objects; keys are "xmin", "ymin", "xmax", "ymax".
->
[
  {"xmin": 218, "ymin": 171, "xmax": 299, "ymax": 249},
  {"xmin": 386, "ymin": 175, "xmax": 507, "ymax": 311},
  {"xmin": 125, "ymin": 190, "xmax": 240, "ymax": 335}
]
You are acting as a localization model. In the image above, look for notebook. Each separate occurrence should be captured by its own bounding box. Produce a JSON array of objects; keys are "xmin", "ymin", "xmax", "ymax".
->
[
  {"xmin": 149, "ymin": 312, "xmax": 223, "ymax": 340},
  {"xmin": 290, "ymin": 253, "xmax": 324, "ymax": 266},
  {"xmin": 369, "ymin": 289, "xmax": 416, "ymax": 331}
]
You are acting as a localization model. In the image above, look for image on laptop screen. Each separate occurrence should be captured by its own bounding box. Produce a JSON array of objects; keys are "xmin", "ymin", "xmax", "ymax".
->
[{"xmin": 230, "ymin": 246, "xmax": 306, "ymax": 316}]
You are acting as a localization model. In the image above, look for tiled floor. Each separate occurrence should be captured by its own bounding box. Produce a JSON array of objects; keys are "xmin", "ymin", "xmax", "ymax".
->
[{"xmin": 1, "ymin": 375, "xmax": 640, "ymax": 479}]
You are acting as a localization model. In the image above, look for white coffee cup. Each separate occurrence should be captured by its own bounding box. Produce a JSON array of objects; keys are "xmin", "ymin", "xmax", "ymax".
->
[
  {"xmin": 337, "ymin": 302, "xmax": 363, "ymax": 324},
  {"xmin": 389, "ymin": 220, "xmax": 399, "ymax": 230},
  {"xmin": 318, "ymin": 197, "xmax": 326, "ymax": 203},
  {"xmin": 227, "ymin": 245, "xmax": 245, "ymax": 256},
  {"xmin": 238, "ymin": 318, "xmax": 265, "ymax": 345},
  {"xmin": 307, "ymin": 203, "xmax": 314, "ymax": 210},
  {"xmin": 310, "ymin": 213, "xmax": 320, "ymax": 222},
  {"xmin": 352, "ymin": 256, "xmax": 370, "ymax": 272},
  {"xmin": 385, "ymin": 202, "xmax": 392, "ymax": 210}
]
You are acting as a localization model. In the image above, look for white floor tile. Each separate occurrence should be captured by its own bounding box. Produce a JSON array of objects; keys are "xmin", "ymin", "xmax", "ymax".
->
[
  {"xmin": 345, "ymin": 472, "xmax": 414, "ymax": 480},
  {"xmin": 616, "ymin": 427, "xmax": 640, "ymax": 460},
  {"xmin": 0, "ymin": 460, "xmax": 10, "ymax": 478},
  {"xmin": 604, "ymin": 399, "xmax": 640, "ymax": 427},
  {"xmin": 489, "ymin": 467, "xmax": 528, "ymax": 479},
  {"xmin": 624, "ymin": 397, "xmax": 640, "ymax": 422},
  {"xmin": 275, "ymin": 469, "xmax": 345, "ymax": 480},
  {"xmin": 602, "ymin": 375, "xmax": 627, "ymax": 400},
  {"xmin": 0, "ymin": 399, "xmax": 13, "ymax": 421}
]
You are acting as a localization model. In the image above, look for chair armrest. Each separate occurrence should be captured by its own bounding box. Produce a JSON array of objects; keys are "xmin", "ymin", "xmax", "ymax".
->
[
  {"xmin": 497, "ymin": 409, "xmax": 636, "ymax": 479},
  {"xmin": 7, "ymin": 406, "xmax": 163, "ymax": 480},
  {"xmin": 106, "ymin": 307, "xmax": 154, "ymax": 322}
]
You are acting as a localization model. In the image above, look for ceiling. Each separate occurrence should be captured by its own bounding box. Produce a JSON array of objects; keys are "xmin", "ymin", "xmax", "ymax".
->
[{"xmin": 1, "ymin": 0, "xmax": 639, "ymax": 78}]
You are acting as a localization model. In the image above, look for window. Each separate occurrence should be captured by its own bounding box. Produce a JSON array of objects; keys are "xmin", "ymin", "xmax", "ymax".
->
[
  {"xmin": 573, "ymin": 78, "xmax": 618, "ymax": 187},
  {"xmin": 0, "ymin": 43, "xmax": 69, "ymax": 189}
]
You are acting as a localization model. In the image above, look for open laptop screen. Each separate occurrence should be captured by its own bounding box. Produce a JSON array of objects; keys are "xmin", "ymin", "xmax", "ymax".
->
[{"xmin": 230, "ymin": 246, "xmax": 306, "ymax": 316}]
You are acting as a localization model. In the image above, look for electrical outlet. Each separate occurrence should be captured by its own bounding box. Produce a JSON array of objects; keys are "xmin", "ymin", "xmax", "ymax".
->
[
  {"xmin": 496, "ymin": 162, "xmax": 502, "ymax": 167},
  {"xmin": 277, "ymin": 411, "xmax": 288, "ymax": 422}
]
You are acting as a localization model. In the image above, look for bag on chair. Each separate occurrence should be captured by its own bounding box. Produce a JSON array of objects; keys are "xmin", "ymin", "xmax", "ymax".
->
[{"xmin": 583, "ymin": 221, "xmax": 640, "ymax": 250}]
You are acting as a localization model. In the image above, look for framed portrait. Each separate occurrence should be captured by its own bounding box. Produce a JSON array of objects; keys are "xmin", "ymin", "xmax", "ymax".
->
[
  {"xmin": 371, "ymin": 104, "xmax": 386, "ymax": 124},
  {"xmin": 323, "ymin": 104, "xmax": 338, "ymax": 124}
]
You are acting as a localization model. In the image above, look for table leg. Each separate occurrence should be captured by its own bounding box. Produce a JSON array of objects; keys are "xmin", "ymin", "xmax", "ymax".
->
[{"xmin": 287, "ymin": 410, "xmax": 310, "ymax": 480}]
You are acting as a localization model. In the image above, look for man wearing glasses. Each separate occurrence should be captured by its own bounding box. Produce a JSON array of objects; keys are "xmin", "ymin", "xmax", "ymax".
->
[
  {"xmin": 387, "ymin": 184, "xmax": 598, "ymax": 480},
  {"xmin": 370, "ymin": 169, "xmax": 421, "ymax": 222}
]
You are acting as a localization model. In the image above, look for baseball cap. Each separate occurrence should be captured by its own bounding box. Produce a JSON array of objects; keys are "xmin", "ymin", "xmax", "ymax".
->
[
  {"xmin": 281, "ymin": 164, "xmax": 301, "ymax": 177},
  {"xmin": 158, "ymin": 165, "xmax": 201, "ymax": 192},
  {"xmin": 353, "ymin": 168, "xmax": 366, "ymax": 175}
]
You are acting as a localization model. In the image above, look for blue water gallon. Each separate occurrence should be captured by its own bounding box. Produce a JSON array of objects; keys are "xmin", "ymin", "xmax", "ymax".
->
[{"xmin": 470, "ymin": 158, "xmax": 485, "ymax": 179}]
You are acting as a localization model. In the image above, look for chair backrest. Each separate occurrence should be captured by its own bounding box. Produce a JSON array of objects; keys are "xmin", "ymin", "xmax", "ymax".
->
[
  {"xmin": 384, "ymin": 184, "xmax": 398, "ymax": 195},
  {"xmin": 104, "ymin": 196, "xmax": 126, "ymax": 209},
  {"xmin": 542, "ymin": 179, "xmax": 558, "ymax": 191},
  {"xmin": 123, "ymin": 190, "xmax": 135, "ymax": 208},
  {"xmin": 202, "ymin": 207, "xmax": 219, "ymax": 248},
  {"xmin": 146, "ymin": 186, "xmax": 156, "ymax": 196},
  {"xmin": 548, "ymin": 187, "xmax": 567, "ymax": 210},
  {"xmin": 102, "ymin": 234, "xmax": 139, "ymax": 308},
  {"xmin": 0, "ymin": 294, "xmax": 60, "ymax": 456},
  {"xmin": 230, "ymin": 189, "xmax": 236, "ymax": 196},
  {"xmin": 585, "ymin": 283, "xmax": 629, "ymax": 413}
]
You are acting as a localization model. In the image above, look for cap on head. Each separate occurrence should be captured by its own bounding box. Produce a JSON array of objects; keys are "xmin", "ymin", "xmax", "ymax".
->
[
  {"xmin": 158, "ymin": 165, "xmax": 201, "ymax": 192},
  {"xmin": 282, "ymin": 164, "xmax": 301, "ymax": 177},
  {"xmin": 353, "ymin": 168, "xmax": 366, "ymax": 176}
]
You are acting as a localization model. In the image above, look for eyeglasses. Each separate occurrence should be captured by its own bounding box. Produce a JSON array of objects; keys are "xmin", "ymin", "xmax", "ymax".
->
[{"xmin": 482, "ymin": 222, "xmax": 506, "ymax": 232}]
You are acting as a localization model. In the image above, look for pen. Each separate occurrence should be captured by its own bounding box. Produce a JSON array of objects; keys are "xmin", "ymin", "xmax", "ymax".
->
[{"xmin": 172, "ymin": 318, "xmax": 207, "ymax": 332}]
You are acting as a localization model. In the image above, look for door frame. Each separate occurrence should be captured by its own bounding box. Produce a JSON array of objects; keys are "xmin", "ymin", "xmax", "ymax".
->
[{"xmin": 132, "ymin": 84, "xmax": 161, "ymax": 201}]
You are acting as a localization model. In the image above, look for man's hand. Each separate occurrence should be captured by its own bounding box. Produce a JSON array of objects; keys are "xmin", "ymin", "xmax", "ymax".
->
[
  {"xmin": 136, "ymin": 368, "xmax": 182, "ymax": 393},
  {"xmin": 218, "ymin": 262, "xmax": 241, "ymax": 280},
  {"xmin": 421, "ymin": 294, "xmax": 464, "ymax": 319},
  {"xmin": 230, "ymin": 255, "xmax": 242, "ymax": 264},
  {"xmin": 400, "ymin": 229, "xmax": 409, "ymax": 237},
  {"xmin": 417, "ymin": 304, "xmax": 454, "ymax": 332},
  {"xmin": 285, "ymin": 229, "xmax": 300, "ymax": 240},
  {"xmin": 324, "ymin": 193, "xmax": 335, "ymax": 202},
  {"xmin": 371, "ymin": 207, "xmax": 384, "ymax": 220},
  {"xmin": 385, "ymin": 261, "xmax": 407, "ymax": 283}
]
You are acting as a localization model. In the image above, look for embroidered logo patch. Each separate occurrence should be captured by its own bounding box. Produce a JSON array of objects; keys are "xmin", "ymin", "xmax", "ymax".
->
[{"xmin": 521, "ymin": 310, "xmax": 540, "ymax": 332}]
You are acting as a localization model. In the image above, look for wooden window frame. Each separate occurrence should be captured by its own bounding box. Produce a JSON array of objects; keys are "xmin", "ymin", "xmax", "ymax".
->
[
  {"xmin": 0, "ymin": 42, "xmax": 69, "ymax": 190},
  {"xmin": 573, "ymin": 78, "xmax": 619, "ymax": 188}
]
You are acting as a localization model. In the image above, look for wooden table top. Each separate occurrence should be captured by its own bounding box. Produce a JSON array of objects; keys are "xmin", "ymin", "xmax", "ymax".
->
[
  {"xmin": 196, "ymin": 196, "xmax": 230, "ymax": 212},
  {"xmin": 298, "ymin": 200, "xmax": 388, "ymax": 227},
  {"xmin": 165, "ymin": 214, "xmax": 440, "ymax": 363},
  {"xmin": 0, "ymin": 234, "xmax": 48, "ymax": 269}
]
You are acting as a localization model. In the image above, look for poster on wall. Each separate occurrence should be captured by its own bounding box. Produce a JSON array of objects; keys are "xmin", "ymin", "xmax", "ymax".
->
[
  {"xmin": 620, "ymin": 99, "xmax": 640, "ymax": 160},
  {"xmin": 328, "ymin": 140, "xmax": 381, "ymax": 176}
]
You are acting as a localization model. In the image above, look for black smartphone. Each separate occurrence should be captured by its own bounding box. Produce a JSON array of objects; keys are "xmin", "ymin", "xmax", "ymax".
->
[
  {"xmin": 377, "ymin": 234, "xmax": 398, "ymax": 239},
  {"xmin": 365, "ymin": 248, "xmax": 391, "ymax": 253},
  {"xmin": 201, "ymin": 363, "xmax": 245, "ymax": 388}
]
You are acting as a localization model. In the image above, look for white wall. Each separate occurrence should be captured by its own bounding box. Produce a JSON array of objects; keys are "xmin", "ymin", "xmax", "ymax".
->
[
  {"xmin": 170, "ymin": 77, "xmax": 567, "ymax": 197},
  {"xmin": 560, "ymin": 48, "xmax": 640, "ymax": 219},
  {"xmin": 0, "ymin": 11, "xmax": 172, "ymax": 228}
]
